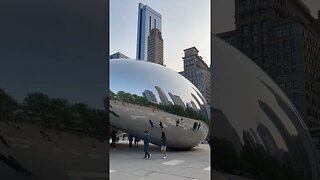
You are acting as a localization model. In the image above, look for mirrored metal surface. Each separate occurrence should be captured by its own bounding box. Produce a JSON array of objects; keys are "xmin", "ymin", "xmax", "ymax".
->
[
  {"xmin": 109, "ymin": 59, "xmax": 209, "ymax": 149},
  {"xmin": 212, "ymin": 35, "xmax": 320, "ymax": 180}
]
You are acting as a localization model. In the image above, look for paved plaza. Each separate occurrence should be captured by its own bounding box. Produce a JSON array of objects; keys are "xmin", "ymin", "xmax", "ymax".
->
[
  {"xmin": 110, "ymin": 140, "xmax": 210, "ymax": 180},
  {"xmin": 0, "ymin": 121, "xmax": 108, "ymax": 180}
]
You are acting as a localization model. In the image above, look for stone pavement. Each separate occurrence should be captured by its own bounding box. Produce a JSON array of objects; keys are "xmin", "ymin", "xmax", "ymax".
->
[{"xmin": 110, "ymin": 140, "xmax": 210, "ymax": 180}]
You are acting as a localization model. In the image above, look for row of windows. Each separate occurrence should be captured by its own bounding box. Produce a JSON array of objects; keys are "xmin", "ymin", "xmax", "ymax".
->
[
  {"xmin": 305, "ymin": 82, "xmax": 320, "ymax": 98},
  {"xmin": 302, "ymin": 31, "xmax": 320, "ymax": 50},
  {"xmin": 276, "ymin": 51, "xmax": 296, "ymax": 62},
  {"xmin": 275, "ymin": 39, "xmax": 295, "ymax": 49},
  {"xmin": 305, "ymin": 67, "xmax": 320, "ymax": 83},
  {"xmin": 241, "ymin": 21, "xmax": 268, "ymax": 35},
  {"xmin": 304, "ymin": 42, "xmax": 320, "ymax": 60},
  {"xmin": 278, "ymin": 80, "xmax": 298, "ymax": 90},
  {"xmin": 240, "ymin": 0, "xmax": 265, "ymax": 6},
  {"xmin": 307, "ymin": 107, "xmax": 320, "ymax": 120},
  {"xmin": 304, "ymin": 56, "xmax": 320, "ymax": 71},
  {"xmin": 242, "ymin": 35, "xmax": 269, "ymax": 48},
  {"xmin": 277, "ymin": 63, "xmax": 297, "ymax": 74},
  {"xmin": 275, "ymin": 26, "xmax": 295, "ymax": 37}
]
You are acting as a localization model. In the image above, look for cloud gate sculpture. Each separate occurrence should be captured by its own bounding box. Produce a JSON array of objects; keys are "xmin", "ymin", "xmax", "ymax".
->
[
  {"xmin": 212, "ymin": 35, "xmax": 320, "ymax": 180},
  {"xmin": 109, "ymin": 59, "xmax": 209, "ymax": 150}
]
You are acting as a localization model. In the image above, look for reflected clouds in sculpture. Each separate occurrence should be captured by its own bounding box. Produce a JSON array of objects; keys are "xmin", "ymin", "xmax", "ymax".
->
[{"xmin": 109, "ymin": 59, "xmax": 209, "ymax": 149}]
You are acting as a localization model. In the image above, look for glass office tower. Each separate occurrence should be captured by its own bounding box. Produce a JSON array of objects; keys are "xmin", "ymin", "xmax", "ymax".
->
[{"xmin": 136, "ymin": 3, "xmax": 162, "ymax": 61}]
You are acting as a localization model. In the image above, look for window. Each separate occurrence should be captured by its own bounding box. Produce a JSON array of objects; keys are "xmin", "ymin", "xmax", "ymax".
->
[
  {"xmin": 284, "ymin": 64, "xmax": 290, "ymax": 73},
  {"xmin": 253, "ymin": 47, "xmax": 259, "ymax": 55},
  {"xmin": 290, "ymin": 39, "xmax": 295, "ymax": 48},
  {"xmin": 292, "ymin": 63, "xmax": 297, "ymax": 72},
  {"xmin": 282, "ymin": 28, "xmax": 288, "ymax": 36},
  {"xmin": 242, "ymin": 25, "xmax": 249, "ymax": 34},
  {"xmin": 252, "ymin": 35, "xmax": 258, "ymax": 43},
  {"xmin": 283, "ymin": 52, "xmax": 289, "ymax": 61},
  {"xmin": 252, "ymin": 23, "xmax": 258, "ymax": 33},
  {"xmin": 285, "ymin": 81, "xmax": 290, "ymax": 89},
  {"xmin": 276, "ymin": 41, "xmax": 281, "ymax": 48},
  {"xmin": 262, "ymin": 21, "xmax": 267, "ymax": 31},
  {"xmin": 241, "ymin": 0, "xmax": 247, "ymax": 6},
  {"xmin": 276, "ymin": 54, "xmax": 281, "ymax": 61},
  {"xmin": 293, "ymin": 80, "xmax": 298, "ymax": 88},
  {"xmin": 263, "ymin": 33, "xmax": 268, "ymax": 41},
  {"xmin": 282, "ymin": 40, "xmax": 288, "ymax": 48},
  {"xmin": 276, "ymin": 29, "xmax": 281, "ymax": 37},
  {"xmin": 289, "ymin": 26, "xmax": 295, "ymax": 34}
]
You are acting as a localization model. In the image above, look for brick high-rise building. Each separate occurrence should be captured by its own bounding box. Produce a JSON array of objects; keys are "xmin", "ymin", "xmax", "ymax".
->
[
  {"xmin": 218, "ymin": 0, "xmax": 320, "ymax": 128},
  {"xmin": 147, "ymin": 28, "xmax": 164, "ymax": 65},
  {"xmin": 181, "ymin": 47, "xmax": 211, "ymax": 104}
]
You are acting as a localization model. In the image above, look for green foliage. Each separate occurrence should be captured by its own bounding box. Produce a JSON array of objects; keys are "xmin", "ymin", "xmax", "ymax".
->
[
  {"xmin": 114, "ymin": 91, "xmax": 208, "ymax": 122},
  {"xmin": 0, "ymin": 88, "xmax": 107, "ymax": 138}
]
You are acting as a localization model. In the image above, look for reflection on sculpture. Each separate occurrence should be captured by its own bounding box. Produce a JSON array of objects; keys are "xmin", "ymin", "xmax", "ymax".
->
[
  {"xmin": 109, "ymin": 59, "xmax": 209, "ymax": 149},
  {"xmin": 212, "ymin": 35, "xmax": 320, "ymax": 180}
]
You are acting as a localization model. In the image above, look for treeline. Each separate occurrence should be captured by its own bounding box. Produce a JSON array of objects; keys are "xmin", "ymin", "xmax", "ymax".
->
[
  {"xmin": 0, "ymin": 88, "xmax": 107, "ymax": 138},
  {"xmin": 110, "ymin": 90, "xmax": 208, "ymax": 123}
]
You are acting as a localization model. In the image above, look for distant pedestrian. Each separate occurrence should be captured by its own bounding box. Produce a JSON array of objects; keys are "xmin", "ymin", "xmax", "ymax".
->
[
  {"xmin": 111, "ymin": 129, "xmax": 118, "ymax": 147},
  {"xmin": 134, "ymin": 137, "xmax": 139, "ymax": 147},
  {"xmin": 143, "ymin": 131, "xmax": 151, "ymax": 159},
  {"xmin": 128, "ymin": 134, "xmax": 133, "ymax": 150},
  {"xmin": 149, "ymin": 120, "xmax": 154, "ymax": 127},
  {"xmin": 180, "ymin": 118, "xmax": 183, "ymax": 123},
  {"xmin": 197, "ymin": 122, "xmax": 201, "ymax": 130},
  {"xmin": 159, "ymin": 121, "xmax": 164, "ymax": 128},
  {"xmin": 122, "ymin": 134, "xmax": 125, "ymax": 141},
  {"xmin": 193, "ymin": 122, "xmax": 198, "ymax": 131},
  {"xmin": 160, "ymin": 132, "xmax": 167, "ymax": 159},
  {"xmin": 176, "ymin": 119, "xmax": 180, "ymax": 127}
]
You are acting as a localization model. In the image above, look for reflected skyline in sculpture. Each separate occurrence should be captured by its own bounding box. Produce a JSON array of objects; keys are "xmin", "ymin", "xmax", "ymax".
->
[
  {"xmin": 109, "ymin": 59, "xmax": 209, "ymax": 149},
  {"xmin": 212, "ymin": 35, "xmax": 319, "ymax": 179}
]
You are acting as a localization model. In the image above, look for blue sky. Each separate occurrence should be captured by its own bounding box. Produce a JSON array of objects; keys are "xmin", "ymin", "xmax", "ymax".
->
[{"xmin": 110, "ymin": 0, "xmax": 210, "ymax": 72}]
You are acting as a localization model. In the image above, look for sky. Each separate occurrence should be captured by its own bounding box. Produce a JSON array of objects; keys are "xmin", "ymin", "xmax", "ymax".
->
[
  {"xmin": 110, "ymin": 0, "xmax": 210, "ymax": 72},
  {"xmin": 0, "ymin": 0, "xmax": 108, "ymax": 109},
  {"xmin": 212, "ymin": 0, "xmax": 320, "ymax": 33}
]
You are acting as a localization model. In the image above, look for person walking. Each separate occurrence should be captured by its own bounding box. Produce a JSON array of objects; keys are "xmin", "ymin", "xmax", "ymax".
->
[
  {"xmin": 143, "ymin": 131, "xmax": 151, "ymax": 159},
  {"xmin": 176, "ymin": 119, "xmax": 180, "ymax": 127},
  {"xmin": 159, "ymin": 121, "xmax": 164, "ymax": 128},
  {"xmin": 128, "ymin": 134, "xmax": 133, "ymax": 150},
  {"xmin": 197, "ymin": 122, "xmax": 201, "ymax": 130},
  {"xmin": 160, "ymin": 132, "xmax": 167, "ymax": 159},
  {"xmin": 134, "ymin": 137, "xmax": 139, "ymax": 148},
  {"xmin": 149, "ymin": 120, "xmax": 154, "ymax": 127},
  {"xmin": 111, "ymin": 129, "xmax": 118, "ymax": 147}
]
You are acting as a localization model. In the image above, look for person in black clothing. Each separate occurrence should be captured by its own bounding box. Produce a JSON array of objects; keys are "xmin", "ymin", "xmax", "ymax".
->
[
  {"xmin": 193, "ymin": 122, "xmax": 198, "ymax": 131},
  {"xmin": 176, "ymin": 119, "xmax": 180, "ymax": 127},
  {"xmin": 149, "ymin": 119, "xmax": 154, "ymax": 127},
  {"xmin": 197, "ymin": 122, "xmax": 201, "ymax": 130},
  {"xmin": 128, "ymin": 134, "xmax": 133, "ymax": 150},
  {"xmin": 159, "ymin": 121, "xmax": 164, "ymax": 128},
  {"xmin": 111, "ymin": 129, "xmax": 118, "ymax": 147},
  {"xmin": 160, "ymin": 131, "xmax": 167, "ymax": 159},
  {"xmin": 134, "ymin": 137, "xmax": 139, "ymax": 147}
]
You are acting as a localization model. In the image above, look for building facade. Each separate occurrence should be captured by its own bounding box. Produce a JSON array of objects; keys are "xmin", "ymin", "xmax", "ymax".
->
[
  {"xmin": 218, "ymin": 0, "xmax": 320, "ymax": 128},
  {"xmin": 147, "ymin": 28, "xmax": 164, "ymax": 65},
  {"xmin": 110, "ymin": 52, "xmax": 130, "ymax": 59},
  {"xmin": 182, "ymin": 47, "xmax": 211, "ymax": 104},
  {"xmin": 136, "ymin": 3, "xmax": 162, "ymax": 61}
]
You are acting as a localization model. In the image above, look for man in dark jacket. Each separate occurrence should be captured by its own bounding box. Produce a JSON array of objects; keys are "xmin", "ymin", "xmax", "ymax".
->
[{"xmin": 143, "ymin": 131, "xmax": 151, "ymax": 159}]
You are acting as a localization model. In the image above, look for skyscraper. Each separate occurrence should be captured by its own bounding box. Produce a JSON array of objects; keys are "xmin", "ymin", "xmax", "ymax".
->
[
  {"xmin": 147, "ymin": 28, "xmax": 164, "ymax": 65},
  {"xmin": 136, "ymin": 3, "xmax": 162, "ymax": 61}
]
